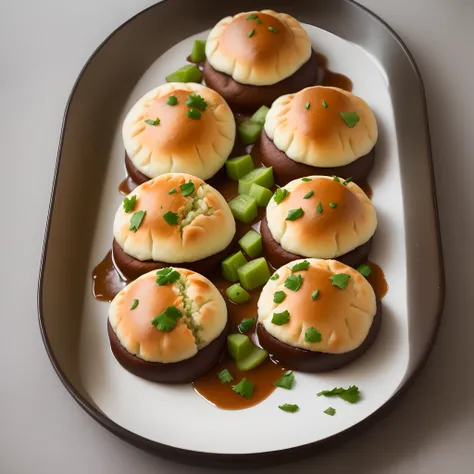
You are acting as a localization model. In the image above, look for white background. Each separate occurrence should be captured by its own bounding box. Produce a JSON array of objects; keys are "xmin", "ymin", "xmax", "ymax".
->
[{"xmin": 0, "ymin": 0, "xmax": 472, "ymax": 473}]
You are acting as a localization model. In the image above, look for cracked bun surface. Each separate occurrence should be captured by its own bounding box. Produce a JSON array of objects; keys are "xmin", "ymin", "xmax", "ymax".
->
[
  {"xmin": 113, "ymin": 173, "xmax": 236, "ymax": 264},
  {"xmin": 264, "ymin": 86, "xmax": 378, "ymax": 167},
  {"xmin": 122, "ymin": 83, "xmax": 235, "ymax": 180},
  {"xmin": 205, "ymin": 10, "xmax": 312, "ymax": 86},
  {"xmin": 109, "ymin": 268, "xmax": 228, "ymax": 364},
  {"xmin": 258, "ymin": 259, "xmax": 377, "ymax": 354},
  {"xmin": 265, "ymin": 176, "xmax": 376, "ymax": 259}
]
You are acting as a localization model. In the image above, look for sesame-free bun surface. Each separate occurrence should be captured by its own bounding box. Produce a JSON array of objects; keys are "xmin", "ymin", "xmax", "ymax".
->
[
  {"xmin": 266, "ymin": 176, "xmax": 376, "ymax": 259},
  {"xmin": 265, "ymin": 86, "xmax": 378, "ymax": 167},
  {"xmin": 205, "ymin": 10, "xmax": 312, "ymax": 86},
  {"xmin": 258, "ymin": 259, "xmax": 377, "ymax": 353},
  {"xmin": 122, "ymin": 83, "xmax": 235, "ymax": 180},
  {"xmin": 113, "ymin": 173, "xmax": 235, "ymax": 264},
  {"xmin": 109, "ymin": 268, "xmax": 227, "ymax": 363}
]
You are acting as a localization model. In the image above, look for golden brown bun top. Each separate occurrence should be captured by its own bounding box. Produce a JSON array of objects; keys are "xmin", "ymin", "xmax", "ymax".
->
[
  {"xmin": 258, "ymin": 259, "xmax": 377, "ymax": 353},
  {"xmin": 266, "ymin": 176, "xmax": 377, "ymax": 258},
  {"xmin": 113, "ymin": 173, "xmax": 235, "ymax": 264},
  {"xmin": 206, "ymin": 10, "xmax": 312, "ymax": 86},
  {"xmin": 109, "ymin": 268, "xmax": 228, "ymax": 363},
  {"xmin": 265, "ymin": 86, "xmax": 378, "ymax": 167}
]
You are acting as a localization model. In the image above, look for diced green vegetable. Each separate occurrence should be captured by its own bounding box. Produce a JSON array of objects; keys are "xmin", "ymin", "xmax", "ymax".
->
[
  {"xmin": 238, "ymin": 230, "xmax": 263, "ymax": 258},
  {"xmin": 227, "ymin": 334, "xmax": 252, "ymax": 361},
  {"xmin": 238, "ymin": 167, "xmax": 274, "ymax": 194},
  {"xmin": 190, "ymin": 39, "xmax": 206, "ymax": 62},
  {"xmin": 238, "ymin": 120, "xmax": 263, "ymax": 145},
  {"xmin": 249, "ymin": 183, "xmax": 273, "ymax": 207},
  {"xmin": 228, "ymin": 194, "xmax": 258, "ymax": 223},
  {"xmin": 226, "ymin": 284, "xmax": 251, "ymax": 304},
  {"xmin": 237, "ymin": 257, "xmax": 271, "ymax": 290},
  {"xmin": 250, "ymin": 105, "xmax": 270, "ymax": 125},
  {"xmin": 166, "ymin": 64, "xmax": 202, "ymax": 83},
  {"xmin": 225, "ymin": 154, "xmax": 254, "ymax": 181},
  {"xmin": 221, "ymin": 251, "xmax": 248, "ymax": 283},
  {"xmin": 236, "ymin": 346, "xmax": 268, "ymax": 371}
]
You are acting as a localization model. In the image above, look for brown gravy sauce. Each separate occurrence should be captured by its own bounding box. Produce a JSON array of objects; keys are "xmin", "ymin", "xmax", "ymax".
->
[{"xmin": 92, "ymin": 50, "xmax": 385, "ymax": 409}]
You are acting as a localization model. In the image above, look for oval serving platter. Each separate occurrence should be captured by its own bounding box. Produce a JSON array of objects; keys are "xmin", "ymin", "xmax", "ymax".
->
[{"xmin": 38, "ymin": 0, "xmax": 444, "ymax": 467}]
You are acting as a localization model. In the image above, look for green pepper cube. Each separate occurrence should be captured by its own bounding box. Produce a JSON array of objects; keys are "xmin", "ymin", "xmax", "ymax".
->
[
  {"xmin": 249, "ymin": 183, "xmax": 273, "ymax": 207},
  {"xmin": 227, "ymin": 333, "xmax": 252, "ymax": 361},
  {"xmin": 250, "ymin": 105, "xmax": 270, "ymax": 125},
  {"xmin": 236, "ymin": 346, "xmax": 268, "ymax": 371},
  {"xmin": 226, "ymin": 283, "xmax": 251, "ymax": 304},
  {"xmin": 237, "ymin": 257, "xmax": 271, "ymax": 290},
  {"xmin": 238, "ymin": 230, "xmax": 263, "ymax": 258},
  {"xmin": 228, "ymin": 194, "xmax": 258, "ymax": 223},
  {"xmin": 225, "ymin": 154, "xmax": 254, "ymax": 181},
  {"xmin": 238, "ymin": 167, "xmax": 274, "ymax": 194},
  {"xmin": 238, "ymin": 120, "xmax": 263, "ymax": 145},
  {"xmin": 190, "ymin": 39, "xmax": 206, "ymax": 63},
  {"xmin": 166, "ymin": 64, "xmax": 202, "ymax": 83},
  {"xmin": 221, "ymin": 250, "xmax": 248, "ymax": 282}
]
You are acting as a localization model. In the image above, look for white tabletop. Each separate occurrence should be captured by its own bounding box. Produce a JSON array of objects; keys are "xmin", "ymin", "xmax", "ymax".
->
[{"xmin": 1, "ymin": 1, "xmax": 472, "ymax": 472}]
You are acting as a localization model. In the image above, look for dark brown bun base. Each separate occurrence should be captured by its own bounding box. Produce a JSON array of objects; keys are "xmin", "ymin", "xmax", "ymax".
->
[
  {"xmin": 257, "ymin": 298, "xmax": 381, "ymax": 372},
  {"xmin": 112, "ymin": 238, "xmax": 238, "ymax": 280},
  {"xmin": 258, "ymin": 130, "xmax": 375, "ymax": 186},
  {"xmin": 108, "ymin": 320, "xmax": 229, "ymax": 383},
  {"xmin": 260, "ymin": 216, "xmax": 373, "ymax": 269},
  {"xmin": 125, "ymin": 154, "xmax": 150, "ymax": 185},
  {"xmin": 203, "ymin": 50, "xmax": 319, "ymax": 113}
]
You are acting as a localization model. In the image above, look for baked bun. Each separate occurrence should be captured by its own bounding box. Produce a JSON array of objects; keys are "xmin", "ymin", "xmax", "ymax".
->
[
  {"xmin": 265, "ymin": 176, "xmax": 376, "ymax": 259},
  {"xmin": 258, "ymin": 259, "xmax": 377, "ymax": 354},
  {"xmin": 113, "ymin": 173, "xmax": 235, "ymax": 264},
  {"xmin": 264, "ymin": 86, "xmax": 378, "ymax": 167},
  {"xmin": 206, "ymin": 10, "xmax": 311, "ymax": 86},
  {"xmin": 108, "ymin": 268, "xmax": 228, "ymax": 382},
  {"xmin": 122, "ymin": 83, "xmax": 235, "ymax": 180}
]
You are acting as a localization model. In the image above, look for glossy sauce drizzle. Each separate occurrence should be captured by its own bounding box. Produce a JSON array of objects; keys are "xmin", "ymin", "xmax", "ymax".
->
[{"xmin": 93, "ymin": 50, "xmax": 387, "ymax": 410}]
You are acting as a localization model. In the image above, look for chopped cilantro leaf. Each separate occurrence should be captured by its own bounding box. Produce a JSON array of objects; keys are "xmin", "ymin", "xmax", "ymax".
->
[
  {"xmin": 151, "ymin": 305, "xmax": 182, "ymax": 332},
  {"xmin": 218, "ymin": 369, "xmax": 234, "ymax": 384},
  {"xmin": 129, "ymin": 210, "xmax": 146, "ymax": 232},
  {"xmin": 285, "ymin": 208, "xmax": 304, "ymax": 221},
  {"xmin": 357, "ymin": 264, "xmax": 372, "ymax": 277},
  {"xmin": 273, "ymin": 188, "xmax": 289, "ymax": 204},
  {"xmin": 305, "ymin": 326, "xmax": 322, "ymax": 343},
  {"xmin": 180, "ymin": 180, "xmax": 195, "ymax": 196},
  {"xmin": 273, "ymin": 291, "xmax": 286, "ymax": 304},
  {"xmin": 329, "ymin": 273, "xmax": 351, "ymax": 289},
  {"xmin": 272, "ymin": 310, "xmax": 290, "ymax": 326},
  {"xmin": 324, "ymin": 407, "xmax": 336, "ymax": 416},
  {"xmin": 156, "ymin": 267, "xmax": 181, "ymax": 286},
  {"xmin": 238, "ymin": 318, "xmax": 255, "ymax": 333},
  {"xmin": 317, "ymin": 385, "xmax": 361, "ymax": 404},
  {"xmin": 232, "ymin": 378, "xmax": 254, "ymax": 399},
  {"xmin": 185, "ymin": 93, "xmax": 207, "ymax": 111},
  {"xmin": 123, "ymin": 195, "xmax": 137, "ymax": 213},
  {"xmin": 284, "ymin": 274, "xmax": 303, "ymax": 292},
  {"xmin": 279, "ymin": 403, "xmax": 299, "ymax": 413},
  {"xmin": 163, "ymin": 210, "xmax": 179, "ymax": 226},
  {"xmin": 292, "ymin": 260, "xmax": 309, "ymax": 272},
  {"xmin": 130, "ymin": 299, "xmax": 139, "ymax": 310},
  {"xmin": 274, "ymin": 370, "xmax": 295, "ymax": 390}
]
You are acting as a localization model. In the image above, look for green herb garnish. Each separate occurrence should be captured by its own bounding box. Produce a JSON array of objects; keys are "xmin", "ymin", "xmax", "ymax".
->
[
  {"xmin": 246, "ymin": 13, "xmax": 258, "ymax": 20},
  {"xmin": 316, "ymin": 202, "xmax": 323, "ymax": 214},
  {"xmin": 311, "ymin": 289, "xmax": 320, "ymax": 301},
  {"xmin": 186, "ymin": 108, "xmax": 202, "ymax": 120},
  {"xmin": 144, "ymin": 117, "xmax": 160, "ymax": 126},
  {"xmin": 168, "ymin": 188, "xmax": 177, "ymax": 195},
  {"xmin": 256, "ymin": 19, "xmax": 263, "ymax": 24},
  {"xmin": 357, "ymin": 264, "xmax": 372, "ymax": 277},
  {"xmin": 123, "ymin": 195, "xmax": 137, "ymax": 213},
  {"xmin": 151, "ymin": 305, "xmax": 182, "ymax": 332},
  {"xmin": 324, "ymin": 407, "xmax": 336, "ymax": 416},
  {"xmin": 232, "ymin": 378, "xmax": 254, "ymax": 399},
  {"xmin": 332, "ymin": 176, "xmax": 341, "ymax": 183},
  {"xmin": 279, "ymin": 404, "xmax": 299, "ymax": 413},
  {"xmin": 130, "ymin": 299, "xmax": 139, "ymax": 310},
  {"xmin": 303, "ymin": 190, "xmax": 314, "ymax": 199},
  {"xmin": 218, "ymin": 369, "xmax": 234, "ymax": 384},
  {"xmin": 273, "ymin": 291, "xmax": 286, "ymax": 304},
  {"xmin": 180, "ymin": 180, "xmax": 195, "ymax": 196},
  {"xmin": 238, "ymin": 318, "xmax": 255, "ymax": 333},
  {"xmin": 302, "ymin": 177, "xmax": 312, "ymax": 182},
  {"xmin": 340, "ymin": 111, "xmax": 360, "ymax": 128},
  {"xmin": 285, "ymin": 208, "xmax": 304, "ymax": 221},
  {"xmin": 284, "ymin": 274, "xmax": 302, "ymax": 292},
  {"xmin": 268, "ymin": 26, "xmax": 277, "ymax": 33},
  {"xmin": 273, "ymin": 188, "xmax": 289, "ymax": 204},
  {"xmin": 248, "ymin": 29, "xmax": 255, "ymax": 38},
  {"xmin": 291, "ymin": 260, "xmax": 309, "ymax": 272},
  {"xmin": 329, "ymin": 202, "xmax": 338, "ymax": 208},
  {"xmin": 322, "ymin": 99, "xmax": 328, "ymax": 108},
  {"xmin": 329, "ymin": 273, "xmax": 351, "ymax": 289},
  {"xmin": 272, "ymin": 310, "xmax": 290, "ymax": 326},
  {"xmin": 166, "ymin": 95, "xmax": 178, "ymax": 106},
  {"xmin": 305, "ymin": 326, "xmax": 322, "ymax": 343},
  {"xmin": 305, "ymin": 102, "xmax": 311, "ymax": 110},
  {"xmin": 129, "ymin": 210, "xmax": 146, "ymax": 232},
  {"xmin": 270, "ymin": 273, "xmax": 279, "ymax": 281},
  {"xmin": 185, "ymin": 93, "xmax": 207, "ymax": 111},
  {"xmin": 317, "ymin": 385, "xmax": 361, "ymax": 404},
  {"xmin": 163, "ymin": 210, "xmax": 179, "ymax": 226},
  {"xmin": 156, "ymin": 267, "xmax": 181, "ymax": 286},
  {"xmin": 343, "ymin": 177, "xmax": 353, "ymax": 186},
  {"xmin": 274, "ymin": 370, "xmax": 294, "ymax": 390}
]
